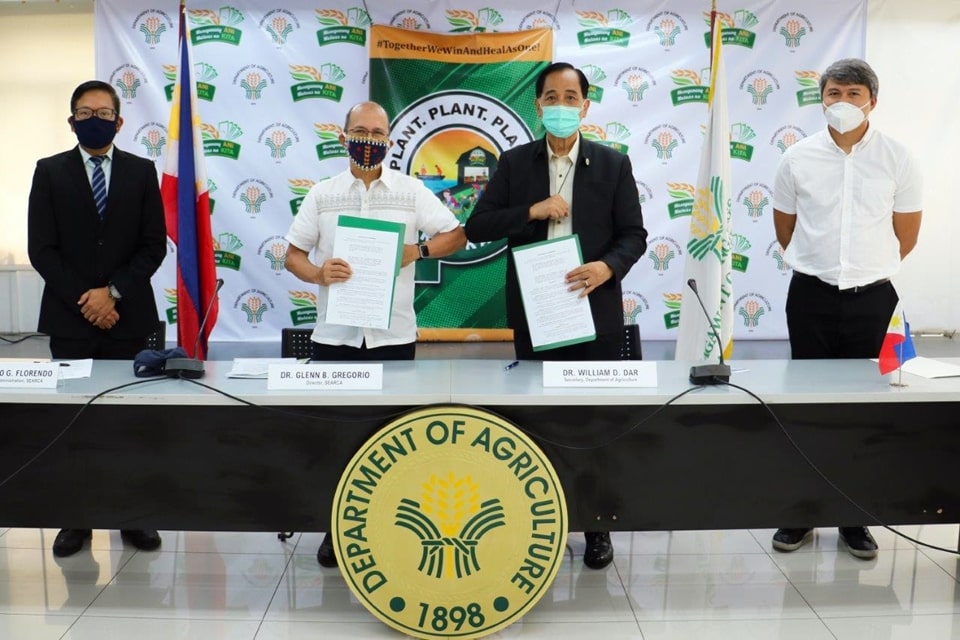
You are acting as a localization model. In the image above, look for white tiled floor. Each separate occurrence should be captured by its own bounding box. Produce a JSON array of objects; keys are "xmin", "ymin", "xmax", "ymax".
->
[{"xmin": 1, "ymin": 526, "xmax": 959, "ymax": 639}]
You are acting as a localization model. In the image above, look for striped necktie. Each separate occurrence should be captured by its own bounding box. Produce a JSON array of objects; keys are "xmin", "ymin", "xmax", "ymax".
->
[{"xmin": 90, "ymin": 155, "xmax": 107, "ymax": 220}]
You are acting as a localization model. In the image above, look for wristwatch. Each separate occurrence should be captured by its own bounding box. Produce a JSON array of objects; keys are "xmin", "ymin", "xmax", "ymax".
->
[
  {"xmin": 107, "ymin": 283, "xmax": 122, "ymax": 301},
  {"xmin": 417, "ymin": 243, "xmax": 430, "ymax": 260}
]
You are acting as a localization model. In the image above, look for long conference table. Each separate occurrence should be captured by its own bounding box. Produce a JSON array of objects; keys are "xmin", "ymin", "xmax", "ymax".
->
[{"xmin": 1, "ymin": 359, "xmax": 958, "ymax": 541}]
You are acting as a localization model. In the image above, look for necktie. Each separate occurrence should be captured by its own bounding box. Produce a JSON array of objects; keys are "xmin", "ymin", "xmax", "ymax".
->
[{"xmin": 90, "ymin": 155, "xmax": 107, "ymax": 220}]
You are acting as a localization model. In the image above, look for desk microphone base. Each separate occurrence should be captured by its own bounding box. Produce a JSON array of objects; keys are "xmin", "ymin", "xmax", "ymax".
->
[{"xmin": 689, "ymin": 363, "xmax": 731, "ymax": 385}]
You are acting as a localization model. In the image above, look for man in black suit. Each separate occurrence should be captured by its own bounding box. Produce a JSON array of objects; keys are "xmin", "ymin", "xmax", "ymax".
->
[
  {"xmin": 27, "ymin": 80, "xmax": 167, "ymax": 558},
  {"xmin": 465, "ymin": 62, "xmax": 647, "ymax": 569}
]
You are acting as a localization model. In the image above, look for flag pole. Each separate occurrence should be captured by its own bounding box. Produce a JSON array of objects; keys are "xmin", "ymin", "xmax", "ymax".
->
[{"xmin": 709, "ymin": 0, "xmax": 718, "ymax": 72}]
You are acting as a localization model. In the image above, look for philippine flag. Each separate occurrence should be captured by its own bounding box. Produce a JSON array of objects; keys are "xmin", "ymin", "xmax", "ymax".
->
[
  {"xmin": 878, "ymin": 301, "xmax": 917, "ymax": 374},
  {"xmin": 160, "ymin": 1, "xmax": 218, "ymax": 359}
]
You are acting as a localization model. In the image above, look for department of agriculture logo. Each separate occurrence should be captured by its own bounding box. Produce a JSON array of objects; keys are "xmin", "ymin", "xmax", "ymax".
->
[
  {"xmin": 259, "ymin": 123, "xmax": 300, "ymax": 161},
  {"xmin": 288, "ymin": 178, "xmax": 316, "ymax": 215},
  {"xmin": 315, "ymin": 123, "xmax": 346, "ymax": 161},
  {"xmin": 163, "ymin": 63, "xmax": 219, "ymax": 101},
  {"xmin": 214, "ymin": 232, "xmax": 243, "ymax": 270},
  {"xmin": 189, "ymin": 6, "xmax": 244, "ymax": 45},
  {"xmin": 261, "ymin": 9, "xmax": 300, "ymax": 46},
  {"xmin": 390, "ymin": 9, "xmax": 430, "ymax": 30},
  {"xmin": 332, "ymin": 406, "xmax": 567, "ymax": 639},
  {"xmin": 794, "ymin": 71, "xmax": 821, "ymax": 107},
  {"xmin": 317, "ymin": 7, "xmax": 370, "ymax": 46},
  {"xmin": 663, "ymin": 292, "xmax": 682, "ymax": 329},
  {"xmin": 766, "ymin": 240, "xmax": 791, "ymax": 273},
  {"xmin": 110, "ymin": 64, "xmax": 147, "ymax": 101},
  {"xmin": 740, "ymin": 70, "xmax": 780, "ymax": 109},
  {"xmin": 730, "ymin": 123, "xmax": 756, "ymax": 161},
  {"xmin": 616, "ymin": 67, "xmax": 655, "ymax": 106},
  {"xmin": 774, "ymin": 13, "xmax": 813, "ymax": 50},
  {"xmin": 446, "ymin": 8, "xmax": 503, "ymax": 32},
  {"xmin": 202, "ymin": 121, "xmax": 243, "ymax": 159},
  {"xmin": 134, "ymin": 123, "xmax": 167, "ymax": 159},
  {"xmin": 704, "ymin": 9, "xmax": 758, "ymax": 48},
  {"xmin": 288, "ymin": 290, "xmax": 317, "ymax": 325},
  {"xmin": 576, "ymin": 9, "xmax": 632, "ymax": 47},
  {"xmin": 580, "ymin": 122, "xmax": 630, "ymax": 154},
  {"xmin": 289, "ymin": 63, "xmax": 345, "ymax": 102},
  {"xmin": 647, "ymin": 11, "xmax": 687, "ymax": 49},
  {"xmin": 735, "ymin": 293, "xmax": 772, "ymax": 330},
  {"xmin": 731, "ymin": 233, "xmax": 751, "ymax": 273},
  {"xmin": 234, "ymin": 64, "xmax": 275, "ymax": 102},
  {"xmin": 582, "ymin": 64, "xmax": 607, "ymax": 103},
  {"xmin": 234, "ymin": 289, "xmax": 274, "ymax": 326},
  {"xmin": 670, "ymin": 69, "xmax": 709, "ymax": 106},
  {"xmin": 135, "ymin": 9, "xmax": 173, "ymax": 47},
  {"xmin": 666, "ymin": 182, "xmax": 695, "ymax": 219},
  {"xmin": 770, "ymin": 125, "xmax": 807, "ymax": 154},
  {"xmin": 636, "ymin": 180, "xmax": 654, "ymax": 206},
  {"xmin": 737, "ymin": 183, "xmax": 772, "ymax": 222},
  {"xmin": 163, "ymin": 288, "xmax": 177, "ymax": 324},
  {"xmin": 645, "ymin": 125, "xmax": 686, "ymax": 164},
  {"xmin": 259, "ymin": 236, "xmax": 288, "ymax": 274},
  {"xmin": 622, "ymin": 291, "xmax": 650, "ymax": 323},
  {"xmin": 233, "ymin": 179, "xmax": 273, "ymax": 216},
  {"xmin": 646, "ymin": 236, "xmax": 682, "ymax": 274},
  {"xmin": 518, "ymin": 10, "xmax": 559, "ymax": 31}
]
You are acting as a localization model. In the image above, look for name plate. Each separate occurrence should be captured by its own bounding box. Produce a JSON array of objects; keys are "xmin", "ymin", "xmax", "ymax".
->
[
  {"xmin": 542, "ymin": 360, "xmax": 657, "ymax": 387},
  {"xmin": 0, "ymin": 362, "xmax": 59, "ymax": 389},
  {"xmin": 267, "ymin": 363, "xmax": 383, "ymax": 390}
]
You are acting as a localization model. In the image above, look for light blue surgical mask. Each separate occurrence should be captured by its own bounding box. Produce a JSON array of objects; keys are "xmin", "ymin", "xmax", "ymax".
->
[{"xmin": 541, "ymin": 105, "xmax": 582, "ymax": 138}]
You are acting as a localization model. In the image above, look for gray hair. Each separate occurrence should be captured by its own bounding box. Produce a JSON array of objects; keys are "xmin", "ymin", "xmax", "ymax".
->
[{"xmin": 820, "ymin": 58, "xmax": 879, "ymax": 98}]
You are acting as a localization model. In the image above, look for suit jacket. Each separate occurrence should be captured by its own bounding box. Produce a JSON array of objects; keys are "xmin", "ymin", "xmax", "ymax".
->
[
  {"xmin": 27, "ymin": 146, "xmax": 167, "ymax": 339},
  {"xmin": 465, "ymin": 136, "xmax": 647, "ymax": 340}
]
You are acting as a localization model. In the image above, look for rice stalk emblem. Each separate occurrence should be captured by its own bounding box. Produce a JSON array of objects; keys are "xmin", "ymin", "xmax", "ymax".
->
[
  {"xmin": 654, "ymin": 17, "xmax": 680, "ymax": 47},
  {"xmin": 139, "ymin": 16, "xmax": 166, "ymax": 45},
  {"xmin": 395, "ymin": 473, "xmax": 505, "ymax": 579},
  {"xmin": 780, "ymin": 19, "xmax": 806, "ymax": 48},
  {"xmin": 266, "ymin": 16, "xmax": 292, "ymax": 45}
]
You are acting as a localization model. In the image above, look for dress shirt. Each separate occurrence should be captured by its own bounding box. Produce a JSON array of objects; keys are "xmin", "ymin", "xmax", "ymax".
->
[
  {"xmin": 79, "ymin": 145, "xmax": 114, "ymax": 196},
  {"xmin": 547, "ymin": 135, "xmax": 580, "ymax": 240}
]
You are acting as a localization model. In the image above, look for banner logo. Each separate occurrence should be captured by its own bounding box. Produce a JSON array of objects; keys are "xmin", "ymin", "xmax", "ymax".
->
[
  {"xmin": 740, "ymin": 71, "xmax": 780, "ymax": 109},
  {"xmin": 646, "ymin": 236, "xmax": 682, "ymax": 274},
  {"xmin": 774, "ymin": 13, "xmax": 813, "ymax": 50},
  {"xmin": 703, "ymin": 9, "xmax": 758, "ymax": 48},
  {"xmin": 647, "ymin": 11, "xmax": 687, "ymax": 49},
  {"xmin": 636, "ymin": 180, "xmax": 654, "ymax": 206},
  {"xmin": 233, "ymin": 179, "xmax": 273, "ymax": 217},
  {"xmin": 110, "ymin": 64, "xmax": 146, "ymax": 101},
  {"xmin": 670, "ymin": 69, "xmax": 709, "ymax": 106},
  {"xmin": 315, "ymin": 123, "xmax": 346, "ymax": 161},
  {"xmin": 188, "ymin": 6, "xmax": 244, "ymax": 45},
  {"xmin": 770, "ymin": 125, "xmax": 807, "ymax": 154},
  {"xmin": 766, "ymin": 240, "xmax": 791, "ymax": 273},
  {"xmin": 645, "ymin": 125, "xmax": 685, "ymax": 164},
  {"xmin": 163, "ymin": 63, "xmax": 218, "ymax": 102},
  {"xmin": 289, "ymin": 178, "xmax": 317, "ymax": 215},
  {"xmin": 666, "ymin": 182, "xmax": 695, "ymax": 219},
  {"xmin": 261, "ymin": 9, "xmax": 300, "ymax": 46},
  {"xmin": 446, "ymin": 8, "xmax": 504, "ymax": 33},
  {"xmin": 663, "ymin": 292, "xmax": 682, "ymax": 329},
  {"xmin": 214, "ymin": 232, "xmax": 243, "ymax": 271},
  {"xmin": 582, "ymin": 64, "xmax": 607, "ymax": 103},
  {"xmin": 258, "ymin": 236, "xmax": 289, "ymax": 274},
  {"xmin": 288, "ymin": 290, "xmax": 318, "ymax": 326},
  {"xmin": 730, "ymin": 123, "xmax": 757, "ymax": 161},
  {"xmin": 259, "ymin": 123, "xmax": 300, "ymax": 161},
  {"xmin": 616, "ymin": 67, "xmax": 655, "ymax": 105},
  {"xmin": 735, "ymin": 293, "xmax": 772, "ymax": 330},
  {"xmin": 134, "ymin": 123, "xmax": 167, "ymax": 159},
  {"xmin": 731, "ymin": 233, "xmax": 752, "ymax": 273},
  {"xmin": 576, "ymin": 9, "xmax": 632, "ymax": 47},
  {"xmin": 234, "ymin": 289, "xmax": 274, "ymax": 326},
  {"xmin": 134, "ymin": 9, "xmax": 173, "ymax": 47},
  {"xmin": 622, "ymin": 291, "xmax": 650, "ymax": 323},
  {"xmin": 163, "ymin": 288, "xmax": 177, "ymax": 324},
  {"xmin": 794, "ymin": 71, "xmax": 821, "ymax": 107},
  {"xmin": 581, "ymin": 122, "xmax": 630, "ymax": 154},
  {"xmin": 202, "ymin": 121, "xmax": 244, "ymax": 159},
  {"xmin": 518, "ymin": 10, "xmax": 559, "ymax": 31},
  {"xmin": 332, "ymin": 406, "xmax": 567, "ymax": 638},
  {"xmin": 234, "ymin": 65, "xmax": 274, "ymax": 102},
  {"xmin": 390, "ymin": 10, "xmax": 430, "ymax": 30},
  {"xmin": 289, "ymin": 64, "xmax": 346, "ymax": 102},
  {"xmin": 737, "ymin": 183, "xmax": 772, "ymax": 222},
  {"xmin": 316, "ymin": 7, "xmax": 370, "ymax": 46}
]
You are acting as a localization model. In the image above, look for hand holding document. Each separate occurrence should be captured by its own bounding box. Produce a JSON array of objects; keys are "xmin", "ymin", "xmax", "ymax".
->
[
  {"xmin": 512, "ymin": 234, "xmax": 596, "ymax": 351},
  {"xmin": 325, "ymin": 215, "xmax": 405, "ymax": 330}
]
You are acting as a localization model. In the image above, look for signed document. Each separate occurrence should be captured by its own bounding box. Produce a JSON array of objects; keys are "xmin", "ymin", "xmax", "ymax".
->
[
  {"xmin": 326, "ymin": 215, "xmax": 405, "ymax": 330},
  {"xmin": 512, "ymin": 234, "xmax": 596, "ymax": 351}
]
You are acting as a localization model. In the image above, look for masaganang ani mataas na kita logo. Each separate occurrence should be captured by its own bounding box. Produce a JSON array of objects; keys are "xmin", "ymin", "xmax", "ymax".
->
[{"xmin": 332, "ymin": 406, "xmax": 568, "ymax": 639}]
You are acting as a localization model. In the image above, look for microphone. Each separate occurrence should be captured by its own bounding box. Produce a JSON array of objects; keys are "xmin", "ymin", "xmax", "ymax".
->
[
  {"xmin": 685, "ymin": 278, "xmax": 731, "ymax": 385},
  {"xmin": 165, "ymin": 278, "xmax": 224, "ymax": 379}
]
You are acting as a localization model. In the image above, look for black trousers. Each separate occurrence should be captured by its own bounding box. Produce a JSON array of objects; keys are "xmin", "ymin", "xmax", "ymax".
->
[
  {"xmin": 309, "ymin": 340, "xmax": 415, "ymax": 362},
  {"xmin": 785, "ymin": 273, "xmax": 898, "ymax": 360}
]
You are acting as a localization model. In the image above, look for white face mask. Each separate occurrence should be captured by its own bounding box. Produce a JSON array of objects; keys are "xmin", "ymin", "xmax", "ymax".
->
[{"xmin": 823, "ymin": 100, "xmax": 869, "ymax": 134}]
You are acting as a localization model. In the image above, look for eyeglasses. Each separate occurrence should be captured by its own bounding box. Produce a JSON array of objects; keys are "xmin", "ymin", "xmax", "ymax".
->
[
  {"xmin": 346, "ymin": 127, "xmax": 389, "ymax": 139},
  {"xmin": 73, "ymin": 107, "xmax": 118, "ymax": 121}
]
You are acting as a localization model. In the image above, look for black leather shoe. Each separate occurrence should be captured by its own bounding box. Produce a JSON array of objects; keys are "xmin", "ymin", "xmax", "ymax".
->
[
  {"xmin": 52, "ymin": 529, "xmax": 92, "ymax": 557},
  {"xmin": 772, "ymin": 527, "xmax": 813, "ymax": 552},
  {"xmin": 583, "ymin": 531, "xmax": 614, "ymax": 569},
  {"xmin": 839, "ymin": 526, "xmax": 878, "ymax": 560},
  {"xmin": 120, "ymin": 529, "xmax": 162, "ymax": 551},
  {"xmin": 317, "ymin": 532, "xmax": 338, "ymax": 568}
]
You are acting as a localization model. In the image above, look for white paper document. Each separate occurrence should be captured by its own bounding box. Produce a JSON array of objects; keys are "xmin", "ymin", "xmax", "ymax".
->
[
  {"xmin": 892, "ymin": 356, "xmax": 960, "ymax": 379},
  {"xmin": 227, "ymin": 358, "xmax": 300, "ymax": 379},
  {"xmin": 512, "ymin": 234, "xmax": 596, "ymax": 351},
  {"xmin": 56, "ymin": 359, "xmax": 94, "ymax": 380},
  {"xmin": 326, "ymin": 215, "xmax": 404, "ymax": 330}
]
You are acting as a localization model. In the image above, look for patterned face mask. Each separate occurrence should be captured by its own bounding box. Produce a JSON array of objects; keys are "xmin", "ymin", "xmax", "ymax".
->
[{"xmin": 345, "ymin": 136, "xmax": 389, "ymax": 171}]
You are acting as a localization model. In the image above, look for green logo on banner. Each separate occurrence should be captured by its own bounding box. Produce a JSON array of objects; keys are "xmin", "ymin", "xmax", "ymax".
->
[
  {"xmin": 316, "ymin": 7, "xmax": 370, "ymax": 45},
  {"xmin": 663, "ymin": 293, "xmax": 682, "ymax": 330},
  {"xmin": 730, "ymin": 123, "xmax": 756, "ymax": 161},
  {"xmin": 214, "ymin": 232, "xmax": 243, "ymax": 271},
  {"xmin": 576, "ymin": 9, "xmax": 632, "ymax": 47},
  {"xmin": 288, "ymin": 178, "xmax": 316, "ymax": 216},
  {"xmin": 189, "ymin": 6, "xmax": 244, "ymax": 45},
  {"xmin": 795, "ymin": 71, "xmax": 821, "ymax": 107},
  {"xmin": 289, "ymin": 291, "xmax": 318, "ymax": 326},
  {"xmin": 202, "ymin": 121, "xmax": 243, "ymax": 159},
  {"xmin": 667, "ymin": 183, "xmax": 695, "ymax": 219},
  {"xmin": 290, "ymin": 64, "xmax": 345, "ymax": 102},
  {"xmin": 702, "ymin": 9, "xmax": 758, "ymax": 48}
]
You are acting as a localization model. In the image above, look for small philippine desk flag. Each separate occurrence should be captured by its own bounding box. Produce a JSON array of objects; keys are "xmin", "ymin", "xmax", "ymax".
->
[{"xmin": 878, "ymin": 301, "xmax": 917, "ymax": 375}]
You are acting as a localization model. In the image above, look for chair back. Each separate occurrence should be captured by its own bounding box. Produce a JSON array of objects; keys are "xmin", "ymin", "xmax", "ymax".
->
[
  {"xmin": 144, "ymin": 321, "xmax": 167, "ymax": 350},
  {"xmin": 281, "ymin": 328, "xmax": 314, "ymax": 358},
  {"xmin": 620, "ymin": 323, "xmax": 642, "ymax": 360}
]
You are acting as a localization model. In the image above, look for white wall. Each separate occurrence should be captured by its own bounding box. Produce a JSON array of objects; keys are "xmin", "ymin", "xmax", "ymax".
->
[{"xmin": 1, "ymin": 0, "xmax": 957, "ymax": 333}]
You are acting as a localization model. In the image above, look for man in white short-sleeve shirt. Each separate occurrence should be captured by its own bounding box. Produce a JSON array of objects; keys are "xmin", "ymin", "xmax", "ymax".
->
[
  {"xmin": 284, "ymin": 102, "xmax": 465, "ymax": 567},
  {"xmin": 771, "ymin": 58, "xmax": 923, "ymax": 561}
]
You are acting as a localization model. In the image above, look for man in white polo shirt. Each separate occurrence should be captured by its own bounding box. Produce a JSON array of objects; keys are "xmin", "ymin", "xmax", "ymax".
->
[
  {"xmin": 285, "ymin": 101, "xmax": 465, "ymax": 567},
  {"xmin": 772, "ymin": 58, "xmax": 922, "ymax": 560}
]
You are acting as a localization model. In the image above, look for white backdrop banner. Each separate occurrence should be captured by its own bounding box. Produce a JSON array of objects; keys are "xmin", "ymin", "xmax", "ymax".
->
[{"xmin": 95, "ymin": 0, "xmax": 865, "ymax": 344}]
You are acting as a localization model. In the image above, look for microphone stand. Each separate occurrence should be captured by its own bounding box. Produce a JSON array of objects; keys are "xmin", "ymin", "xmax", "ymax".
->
[
  {"xmin": 165, "ymin": 278, "xmax": 224, "ymax": 379},
  {"xmin": 686, "ymin": 279, "xmax": 731, "ymax": 385}
]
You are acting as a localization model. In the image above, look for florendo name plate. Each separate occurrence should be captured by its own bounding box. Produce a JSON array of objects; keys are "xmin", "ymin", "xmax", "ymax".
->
[
  {"xmin": 0, "ymin": 362, "xmax": 59, "ymax": 389},
  {"xmin": 267, "ymin": 363, "xmax": 383, "ymax": 390},
  {"xmin": 542, "ymin": 361, "xmax": 657, "ymax": 387}
]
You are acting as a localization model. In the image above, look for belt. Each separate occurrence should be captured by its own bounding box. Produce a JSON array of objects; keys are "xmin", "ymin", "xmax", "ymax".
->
[{"xmin": 792, "ymin": 271, "xmax": 890, "ymax": 294}]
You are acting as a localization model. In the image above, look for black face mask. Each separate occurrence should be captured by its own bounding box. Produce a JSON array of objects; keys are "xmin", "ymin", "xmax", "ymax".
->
[{"xmin": 73, "ymin": 116, "xmax": 118, "ymax": 150}]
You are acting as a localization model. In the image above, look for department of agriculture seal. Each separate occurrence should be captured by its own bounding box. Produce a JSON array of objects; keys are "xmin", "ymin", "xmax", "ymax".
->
[{"xmin": 331, "ymin": 405, "xmax": 568, "ymax": 639}]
